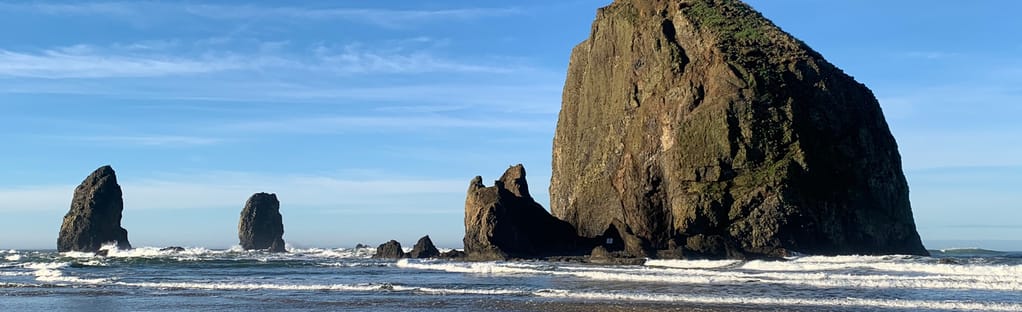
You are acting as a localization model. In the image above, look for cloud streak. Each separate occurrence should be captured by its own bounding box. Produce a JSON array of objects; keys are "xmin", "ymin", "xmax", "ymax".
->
[
  {"xmin": 0, "ymin": 2, "xmax": 519, "ymax": 28},
  {"xmin": 0, "ymin": 171, "xmax": 465, "ymax": 213},
  {"xmin": 0, "ymin": 47, "xmax": 246, "ymax": 78}
]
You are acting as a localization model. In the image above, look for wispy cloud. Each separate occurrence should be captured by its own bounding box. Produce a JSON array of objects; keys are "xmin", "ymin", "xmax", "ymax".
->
[
  {"xmin": 0, "ymin": 40, "xmax": 526, "ymax": 79},
  {"xmin": 900, "ymin": 51, "xmax": 961, "ymax": 60},
  {"xmin": 182, "ymin": 5, "xmax": 520, "ymax": 28},
  {"xmin": 313, "ymin": 44, "xmax": 515, "ymax": 74},
  {"xmin": 217, "ymin": 115, "xmax": 552, "ymax": 134},
  {"xmin": 0, "ymin": 2, "xmax": 519, "ymax": 28},
  {"xmin": 0, "ymin": 47, "xmax": 247, "ymax": 78},
  {"xmin": 0, "ymin": 171, "xmax": 466, "ymax": 213},
  {"xmin": 57, "ymin": 135, "xmax": 224, "ymax": 147}
]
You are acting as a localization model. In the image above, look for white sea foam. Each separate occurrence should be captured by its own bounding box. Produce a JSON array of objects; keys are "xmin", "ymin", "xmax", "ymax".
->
[
  {"xmin": 4, "ymin": 254, "xmax": 21, "ymax": 261},
  {"xmin": 533, "ymin": 289, "xmax": 1022, "ymax": 311},
  {"xmin": 401, "ymin": 258, "xmax": 1022, "ymax": 291},
  {"xmin": 122, "ymin": 281, "xmax": 386, "ymax": 292},
  {"xmin": 645, "ymin": 259, "xmax": 740, "ymax": 269},
  {"xmin": 392, "ymin": 285, "xmax": 530, "ymax": 296},
  {"xmin": 395, "ymin": 259, "xmax": 547, "ymax": 275},
  {"xmin": 25, "ymin": 262, "xmax": 109, "ymax": 284}
]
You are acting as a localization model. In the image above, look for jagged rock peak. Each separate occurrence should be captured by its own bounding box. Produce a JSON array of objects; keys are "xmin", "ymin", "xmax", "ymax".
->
[
  {"xmin": 58, "ymin": 165, "xmax": 132, "ymax": 252},
  {"xmin": 496, "ymin": 164, "xmax": 530, "ymax": 199},
  {"xmin": 373, "ymin": 240, "xmax": 407, "ymax": 259},
  {"xmin": 238, "ymin": 192, "xmax": 286, "ymax": 252},
  {"xmin": 550, "ymin": 0, "xmax": 927, "ymax": 258},
  {"xmin": 409, "ymin": 235, "xmax": 441, "ymax": 259},
  {"xmin": 463, "ymin": 164, "xmax": 584, "ymax": 260}
]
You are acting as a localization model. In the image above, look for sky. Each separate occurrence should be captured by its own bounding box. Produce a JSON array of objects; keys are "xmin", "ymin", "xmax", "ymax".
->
[{"xmin": 1, "ymin": 0, "xmax": 1020, "ymax": 251}]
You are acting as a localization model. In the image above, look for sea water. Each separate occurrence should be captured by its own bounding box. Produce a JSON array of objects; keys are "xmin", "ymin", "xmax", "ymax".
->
[{"xmin": 1, "ymin": 246, "xmax": 1020, "ymax": 311}]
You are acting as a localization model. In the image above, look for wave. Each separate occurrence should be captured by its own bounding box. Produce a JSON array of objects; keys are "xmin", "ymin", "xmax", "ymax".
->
[
  {"xmin": 399, "ymin": 258, "xmax": 1022, "ymax": 291},
  {"xmin": 933, "ymin": 248, "xmax": 1007, "ymax": 255},
  {"xmin": 644, "ymin": 259, "xmax": 741, "ymax": 269},
  {"xmin": 533, "ymin": 289, "xmax": 1022, "ymax": 311}
]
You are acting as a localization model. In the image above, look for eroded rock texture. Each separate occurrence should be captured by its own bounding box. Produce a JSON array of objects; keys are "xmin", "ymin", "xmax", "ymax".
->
[
  {"xmin": 238, "ymin": 193, "xmax": 286, "ymax": 252},
  {"xmin": 464, "ymin": 165, "xmax": 584, "ymax": 260},
  {"xmin": 550, "ymin": 0, "xmax": 927, "ymax": 258},
  {"xmin": 410, "ymin": 235, "xmax": 441, "ymax": 259},
  {"xmin": 58, "ymin": 165, "xmax": 132, "ymax": 252}
]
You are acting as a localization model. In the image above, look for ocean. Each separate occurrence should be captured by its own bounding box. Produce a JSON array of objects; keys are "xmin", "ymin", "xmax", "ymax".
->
[{"xmin": 1, "ymin": 246, "xmax": 1020, "ymax": 311}]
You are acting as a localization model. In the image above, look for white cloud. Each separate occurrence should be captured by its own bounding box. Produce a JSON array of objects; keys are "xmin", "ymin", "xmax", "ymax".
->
[
  {"xmin": 314, "ymin": 44, "xmax": 514, "ymax": 74},
  {"xmin": 60, "ymin": 135, "xmax": 224, "ymax": 147},
  {"xmin": 0, "ymin": 48, "xmax": 246, "ymax": 78},
  {"xmin": 217, "ymin": 115, "xmax": 552, "ymax": 134},
  {"xmin": 0, "ymin": 171, "xmax": 466, "ymax": 213},
  {"xmin": 0, "ymin": 2, "xmax": 519, "ymax": 28}
]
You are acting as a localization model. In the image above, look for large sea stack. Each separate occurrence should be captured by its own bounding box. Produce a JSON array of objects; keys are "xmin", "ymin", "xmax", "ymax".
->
[
  {"xmin": 238, "ymin": 193, "xmax": 286, "ymax": 252},
  {"xmin": 464, "ymin": 164, "xmax": 583, "ymax": 260},
  {"xmin": 57, "ymin": 165, "xmax": 132, "ymax": 252},
  {"xmin": 550, "ymin": 0, "xmax": 927, "ymax": 258}
]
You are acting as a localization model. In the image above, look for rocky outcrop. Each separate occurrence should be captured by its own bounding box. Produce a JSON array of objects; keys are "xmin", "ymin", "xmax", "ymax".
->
[
  {"xmin": 57, "ymin": 166, "xmax": 131, "ymax": 252},
  {"xmin": 464, "ymin": 164, "xmax": 585, "ymax": 260},
  {"xmin": 550, "ymin": 0, "xmax": 928, "ymax": 258},
  {"xmin": 409, "ymin": 235, "xmax": 441, "ymax": 259},
  {"xmin": 373, "ymin": 240, "xmax": 407, "ymax": 259},
  {"xmin": 238, "ymin": 193, "xmax": 286, "ymax": 252}
]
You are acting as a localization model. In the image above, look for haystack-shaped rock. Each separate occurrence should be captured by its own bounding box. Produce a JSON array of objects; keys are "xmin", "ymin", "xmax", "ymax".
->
[
  {"xmin": 464, "ymin": 164, "xmax": 583, "ymax": 260},
  {"xmin": 550, "ymin": 0, "xmax": 927, "ymax": 258},
  {"xmin": 238, "ymin": 193, "xmax": 286, "ymax": 252},
  {"xmin": 373, "ymin": 240, "xmax": 407, "ymax": 259},
  {"xmin": 58, "ymin": 165, "xmax": 131, "ymax": 252},
  {"xmin": 409, "ymin": 235, "xmax": 441, "ymax": 259}
]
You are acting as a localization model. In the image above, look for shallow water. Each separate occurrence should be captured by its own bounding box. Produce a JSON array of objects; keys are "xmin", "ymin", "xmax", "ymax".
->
[{"xmin": 1, "ymin": 246, "xmax": 1020, "ymax": 311}]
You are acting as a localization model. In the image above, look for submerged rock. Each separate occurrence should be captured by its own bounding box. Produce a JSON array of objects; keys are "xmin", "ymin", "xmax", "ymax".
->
[
  {"xmin": 409, "ymin": 235, "xmax": 441, "ymax": 259},
  {"xmin": 160, "ymin": 246, "xmax": 186, "ymax": 253},
  {"xmin": 549, "ymin": 0, "xmax": 928, "ymax": 258},
  {"xmin": 463, "ymin": 164, "xmax": 585, "ymax": 260},
  {"xmin": 238, "ymin": 193, "xmax": 286, "ymax": 252},
  {"xmin": 373, "ymin": 240, "xmax": 407, "ymax": 259},
  {"xmin": 57, "ymin": 165, "xmax": 131, "ymax": 252},
  {"xmin": 440, "ymin": 249, "xmax": 467, "ymax": 259}
]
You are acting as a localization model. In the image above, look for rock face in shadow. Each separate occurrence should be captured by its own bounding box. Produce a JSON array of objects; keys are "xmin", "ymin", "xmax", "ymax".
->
[
  {"xmin": 373, "ymin": 240, "xmax": 407, "ymax": 259},
  {"xmin": 549, "ymin": 0, "xmax": 928, "ymax": 258},
  {"xmin": 464, "ymin": 164, "xmax": 585, "ymax": 260},
  {"xmin": 57, "ymin": 165, "xmax": 132, "ymax": 252},
  {"xmin": 409, "ymin": 235, "xmax": 441, "ymax": 259},
  {"xmin": 238, "ymin": 193, "xmax": 286, "ymax": 252}
]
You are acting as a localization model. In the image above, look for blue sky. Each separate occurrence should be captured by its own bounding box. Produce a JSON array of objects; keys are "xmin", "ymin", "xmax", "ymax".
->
[{"xmin": 0, "ymin": 1, "xmax": 1019, "ymax": 251}]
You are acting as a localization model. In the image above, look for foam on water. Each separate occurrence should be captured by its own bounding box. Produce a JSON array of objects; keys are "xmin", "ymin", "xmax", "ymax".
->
[
  {"xmin": 645, "ymin": 259, "xmax": 740, "ymax": 269},
  {"xmin": 121, "ymin": 281, "xmax": 387, "ymax": 292},
  {"xmin": 400, "ymin": 257, "xmax": 1022, "ymax": 291},
  {"xmin": 533, "ymin": 289, "xmax": 1022, "ymax": 311},
  {"xmin": 395, "ymin": 259, "xmax": 549, "ymax": 275},
  {"xmin": 4, "ymin": 254, "xmax": 21, "ymax": 261},
  {"xmin": 24, "ymin": 262, "xmax": 110, "ymax": 284}
]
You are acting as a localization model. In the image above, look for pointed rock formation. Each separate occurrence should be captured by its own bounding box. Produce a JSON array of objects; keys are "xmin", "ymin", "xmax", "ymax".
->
[
  {"xmin": 464, "ymin": 164, "xmax": 584, "ymax": 260},
  {"xmin": 373, "ymin": 240, "xmax": 407, "ymax": 259},
  {"xmin": 409, "ymin": 235, "xmax": 441, "ymax": 259},
  {"xmin": 550, "ymin": 0, "xmax": 927, "ymax": 258},
  {"xmin": 238, "ymin": 193, "xmax": 286, "ymax": 252},
  {"xmin": 57, "ymin": 165, "xmax": 132, "ymax": 252}
]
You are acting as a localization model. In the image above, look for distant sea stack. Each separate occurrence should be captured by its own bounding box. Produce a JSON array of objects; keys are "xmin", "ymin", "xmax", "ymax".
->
[
  {"xmin": 464, "ymin": 164, "xmax": 583, "ymax": 260},
  {"xmin": 373, "ymin": 240, "xmax": 407, "ymax": 259},
  {"xmin": 409, "ymin": 235, "xmax": 440, "ymax": 259},
  {"xmin": 57, "ymin": 165, "xmax": 132, "ymax": 252},
  {"xmin": 549, "ymin": 0, "xmax": 928, "ymax": 258},
  {"xmin": 238, "ymin": 193, "xmax": 286, "ymax": 252}
]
